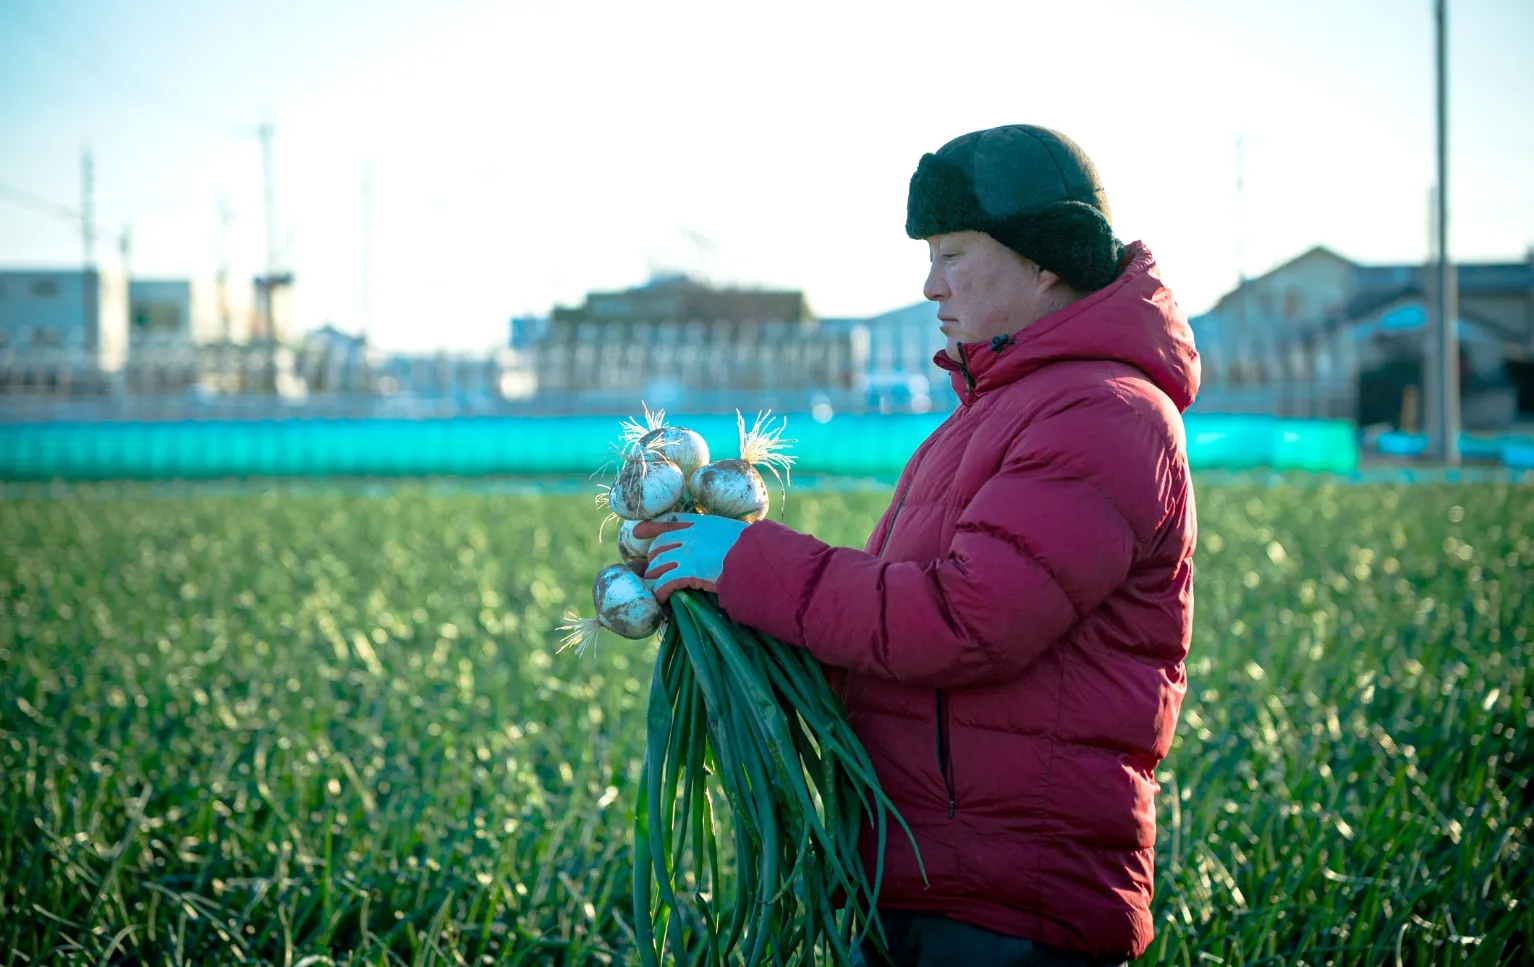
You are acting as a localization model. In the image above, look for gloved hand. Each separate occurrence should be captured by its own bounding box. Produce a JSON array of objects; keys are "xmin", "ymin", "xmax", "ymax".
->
[{"xmin": 633, "ymin": 513, "xmax": 750, "ymax": 603}]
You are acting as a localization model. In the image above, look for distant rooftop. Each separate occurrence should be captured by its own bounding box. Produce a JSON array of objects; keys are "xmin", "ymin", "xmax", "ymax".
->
[{"xmin": 553, "ymin": 273, "xmax": 811, "ymax": 326}]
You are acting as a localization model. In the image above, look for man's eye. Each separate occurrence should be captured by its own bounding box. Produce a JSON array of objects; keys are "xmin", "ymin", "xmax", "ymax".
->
[{"xmin": 942, "ymin": 253, "xmax": 958, "ymax": 263}]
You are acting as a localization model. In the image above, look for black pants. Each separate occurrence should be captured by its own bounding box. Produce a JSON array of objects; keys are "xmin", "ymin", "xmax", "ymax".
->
[{"xmin": 854, "ymin": 911, "xmax": 1127, "ymax": 967}]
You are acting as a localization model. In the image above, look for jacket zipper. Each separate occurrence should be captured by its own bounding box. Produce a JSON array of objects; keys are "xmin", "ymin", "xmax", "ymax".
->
[
  {"xmin": 933, "ymin": 351, "xmax": 964, "ymax": 818},
  {"xmin": 935, "ymin": 691, "xmax": 956, "ymax": 817},
  {"xmin": 957, "ymin": 344, "xmax": 977, "ymax": 401},
  {"xmin": 875, "ymin": 487, "xmax": 909, "ymax": 558}
]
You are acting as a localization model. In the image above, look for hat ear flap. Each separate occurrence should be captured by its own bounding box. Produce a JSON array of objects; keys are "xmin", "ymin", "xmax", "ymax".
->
[
  {"xmin": 905, "ymin": 153, "xmax": 987, "ymax": 240},
  {"xmin": 993, "ymin": 200, "xmax": 1124, "ymax": 291}
]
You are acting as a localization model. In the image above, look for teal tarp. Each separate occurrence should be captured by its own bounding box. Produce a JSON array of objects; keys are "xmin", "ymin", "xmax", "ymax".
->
[{"xmin": 0, "ymin": 413, "xmax": 1359, "ymax": 481}]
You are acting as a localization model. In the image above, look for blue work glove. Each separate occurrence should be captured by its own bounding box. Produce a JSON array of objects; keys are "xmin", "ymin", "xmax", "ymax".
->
[{"xmin": 633, "ymin": 513, "xmax": 750, "ymax": 604}]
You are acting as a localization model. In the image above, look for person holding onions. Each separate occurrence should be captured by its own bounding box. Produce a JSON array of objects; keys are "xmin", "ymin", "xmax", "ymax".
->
[{"xmin": 638, "ymin": 124, "xmax": 1200, "ymax": 967}]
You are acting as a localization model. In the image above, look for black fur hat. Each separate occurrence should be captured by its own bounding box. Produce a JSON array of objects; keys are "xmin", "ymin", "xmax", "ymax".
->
[{"xmin": 906, "ymin": 125, "xmax": 1125, "ymax": 292}]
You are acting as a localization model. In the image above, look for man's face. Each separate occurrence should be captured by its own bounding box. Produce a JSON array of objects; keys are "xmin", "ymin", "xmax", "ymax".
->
[{"xmin": 923, "ymin": 231, "xmax": 1064, "ymax": 361}]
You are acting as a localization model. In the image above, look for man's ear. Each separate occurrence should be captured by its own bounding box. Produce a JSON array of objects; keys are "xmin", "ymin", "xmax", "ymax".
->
[{"xmin": 1035, "ymin": 266, "xmax": 1066, "ymax": 292}]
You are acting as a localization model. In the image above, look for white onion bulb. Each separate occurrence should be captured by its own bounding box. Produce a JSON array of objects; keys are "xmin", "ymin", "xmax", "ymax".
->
[
  {"xmin": 689, "ymin": 459, "xmax": 769, "ymax": 522},
  {"xmin": 609, "ymin": 453, "xmax": 686, "ymax": 521},
  {"xmin": 593, "ymin": 563, "xmax": 664, "ymax": 639},
  {"xmin": 617, "ymin": 518, "xmax": 652, "ymax": 562},
  {"xmin": 637, "ymin": 426, "xmax": 710, "ymax": 480}
]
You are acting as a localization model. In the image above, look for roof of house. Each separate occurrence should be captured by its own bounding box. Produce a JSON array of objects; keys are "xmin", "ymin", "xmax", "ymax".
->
[
  {"xmin": 1355, "ymin": 261, "xmax": 1534, "ymax": 296},
  {"xmin": 304, "ymin": 323, "xmax": 368, "ymax": 347},
  {"xmin": 1211, "ymin": 246, "xmax": 1357, "ymax": 313},
  {"xmin": 1204, "ymin": 245, "xmax": 1531, "ymax": 339},
  {"xmin": 1323, "ymin": 285, "xmax": 1524, "ymax": 342}
]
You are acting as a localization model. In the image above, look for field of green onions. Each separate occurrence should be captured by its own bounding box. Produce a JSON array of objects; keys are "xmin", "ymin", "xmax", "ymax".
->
[{"xmin": 1, "ymin": 481, "xmax": 1530, "ymax": 965}]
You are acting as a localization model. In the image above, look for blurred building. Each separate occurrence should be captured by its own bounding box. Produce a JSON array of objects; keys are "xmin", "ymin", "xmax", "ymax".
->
[
  {"xmin": 1190, "ymin": 247, "xmax": 1534, "ymax": 429},
  {"xmin": 121, "ymin": 277, "xmax": 300, "ymax": 396},
  {"xmin": 820, "ymin": 300, "xmax": 953, "ymax": 413},
  {"xmin": 128, "ymin": 279, "xmax": 193, "ymax": 346},
  {"xmin": 509, "ymin": 315, "xmax": 549, "ymax": 350},
  {"xmin": 127, "ymin": 278, "xmax": 203, "ymax": 360},
  {"xmin": 1329, "ymin": 293, "xmax": 1516, "ymax": 430},
  {"xmin": 0, "ymin": 267, "xmax": 128, "ymax": 393},
  {"xmin": 552, "ymin": 273, "xmax": 811, "ymax": 332},
  {"xmin": 536, "ymin": 274, "xmax": 866, "ymax": 406},
  {"xmin": 295, "ymin": 325, "xmax": 371, "ymax": 394},
  {"xmin": 374, "ymin": 350, "xmax": 526, "ymax": 407},
  {"xmin": 0, "ymin": 268, "xmax": 123, "ymax": 354}
]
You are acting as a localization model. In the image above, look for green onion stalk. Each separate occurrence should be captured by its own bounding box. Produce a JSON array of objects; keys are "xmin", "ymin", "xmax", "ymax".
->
[
  {"xmin": 632, "ymin": 590, "xmax": 922, "ymax": 967},
  {"xmin": 562, "ymin": 407, "xmax": 923, "ymax": 965}
]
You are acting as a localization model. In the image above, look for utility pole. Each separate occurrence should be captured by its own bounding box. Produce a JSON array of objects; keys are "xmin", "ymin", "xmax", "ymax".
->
[
  {"xmin": 253, "ymin": 122, "xmax": 292, "ymax": 345},
  {"xmin": 261, "ymin": 123, "xmax": 278, "ymax": 284},
  {"xmin": 1234, "ymin": 135, "xmax": 1251, "ymax": 396},
  {"xmin": 81, "ymin": 148, "xmax": 98, "ymax": 355},
  {"xmin": 1427, "ymin": 0, "xmax": 1460, "ymax": 464},
  {"xmin": 80, "ymin": 149, "xmax": 96, "ymax": 269},
  {"xmin": 256, "ymin": 122, "xmax": 276, "ymax": 342},
  {"xmin": 361, "ymin": 162, "xmax": 372, "ymax": 342},
  {"xmin": 1234, "ymin": 136, "xmax": 1246, "ymax": 289},
  {"xmin": 216, "ymin": 197, "xmax": 233, "ymax": 342}
]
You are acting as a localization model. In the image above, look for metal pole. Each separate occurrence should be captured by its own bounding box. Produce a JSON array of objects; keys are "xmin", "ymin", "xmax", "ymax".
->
[
  {"xmin": 1434, "ymin": 0, "xmax": 1460, "ymax": 464},
  {"xmin": 260, "ymin": 123, "xmax": 277, "ymax": 280},
  {"xmin": 362, "ymin": 163, "xmax": 372, "ymax": 341},
  {"xmin": 81, "ymin": 148, "xmax": 98, "ymax": 358},
  {"xmin": 1234, "ymin": 135, "xmax": 1245, "ymax": 288},
  {"xmin": 80, "ymin": 149, "xmax": 95, "ymax": 269},
  {"xmin": 216, "ymin": 197, "xmax": 232, "ymax": 342},
  {"xmin": 258, "ymin": 123, "xmax": 277, "ymax": 343}
]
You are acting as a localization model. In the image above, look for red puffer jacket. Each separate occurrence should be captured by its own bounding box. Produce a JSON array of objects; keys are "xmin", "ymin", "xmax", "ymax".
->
[{"xmin": 716, "ymin": 243, "xmax": 1200, "ymax": 959}]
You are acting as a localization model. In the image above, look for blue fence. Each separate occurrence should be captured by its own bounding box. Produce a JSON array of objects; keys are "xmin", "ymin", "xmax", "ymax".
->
[{"xmin": 0, "ymin": 413, "xmax": 1361, "ymax": 481}]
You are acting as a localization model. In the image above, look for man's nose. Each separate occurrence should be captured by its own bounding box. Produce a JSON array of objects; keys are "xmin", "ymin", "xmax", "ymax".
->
[{"xmin": 923, "ymin": 263, "xmax": 948, "ymax": 302}]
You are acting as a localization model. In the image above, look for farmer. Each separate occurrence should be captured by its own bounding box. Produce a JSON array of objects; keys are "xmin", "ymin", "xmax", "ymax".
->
[{"xmin": 637, "ymin": 124, "xmax": 1200, "ymax": 966}]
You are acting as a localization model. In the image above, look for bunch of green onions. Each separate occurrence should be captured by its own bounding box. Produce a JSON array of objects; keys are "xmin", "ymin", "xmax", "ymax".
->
[
  {"xmin": 558, "ymin": 406, "xmax": 921, "ymax": 966},
  {"xmin": 636, "ymin": 590, "xmax": 920, "ymax": 967}
]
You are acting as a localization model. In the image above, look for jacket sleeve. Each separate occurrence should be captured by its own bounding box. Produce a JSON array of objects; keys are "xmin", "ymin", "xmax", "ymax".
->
[{"xmin": 714, "ymin": 391, "xmax": 1175, "ymax": 690}]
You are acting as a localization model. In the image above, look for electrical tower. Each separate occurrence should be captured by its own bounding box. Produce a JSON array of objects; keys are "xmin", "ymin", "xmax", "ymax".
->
[{"xmin": 253, "ymin": 123, "xmax": 293, "ymax": 344}]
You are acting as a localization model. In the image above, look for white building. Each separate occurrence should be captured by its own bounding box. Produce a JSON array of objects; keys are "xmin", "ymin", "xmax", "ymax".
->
[{"xmin": 0, "ymin": 268, "xmax": 129, "ymax": 381}]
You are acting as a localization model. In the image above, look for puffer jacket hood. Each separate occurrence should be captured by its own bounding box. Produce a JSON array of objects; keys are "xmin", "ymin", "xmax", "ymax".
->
[{"xmin": 939, "ymin": 242, "xmax": 1200, "ymax": 412}]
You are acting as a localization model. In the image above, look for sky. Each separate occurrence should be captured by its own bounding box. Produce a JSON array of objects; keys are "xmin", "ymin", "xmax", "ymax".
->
[{"xmin": 1, "ymin": 0, "xmax": 1531, "ymax": 353}]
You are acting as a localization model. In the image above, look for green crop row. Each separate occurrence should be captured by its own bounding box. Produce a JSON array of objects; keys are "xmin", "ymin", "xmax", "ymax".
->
[{"xmin": 1, "ymin": 482, "xmax": 1530, "ymax": 965}]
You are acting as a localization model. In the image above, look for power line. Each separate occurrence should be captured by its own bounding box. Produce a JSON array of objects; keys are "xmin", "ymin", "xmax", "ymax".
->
[
  {"xmin": 0, "ymin": 175, "xmax": 132, "ymax": 270},
  {"xmin": 0, "ymin": 181, "xmax": 81, "ymax": 223}
]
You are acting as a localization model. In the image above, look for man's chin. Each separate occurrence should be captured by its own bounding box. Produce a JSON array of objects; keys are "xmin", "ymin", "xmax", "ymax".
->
[{"xmin": 943, "ymin": 338, "xmax": 963, "ymax": 362}]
